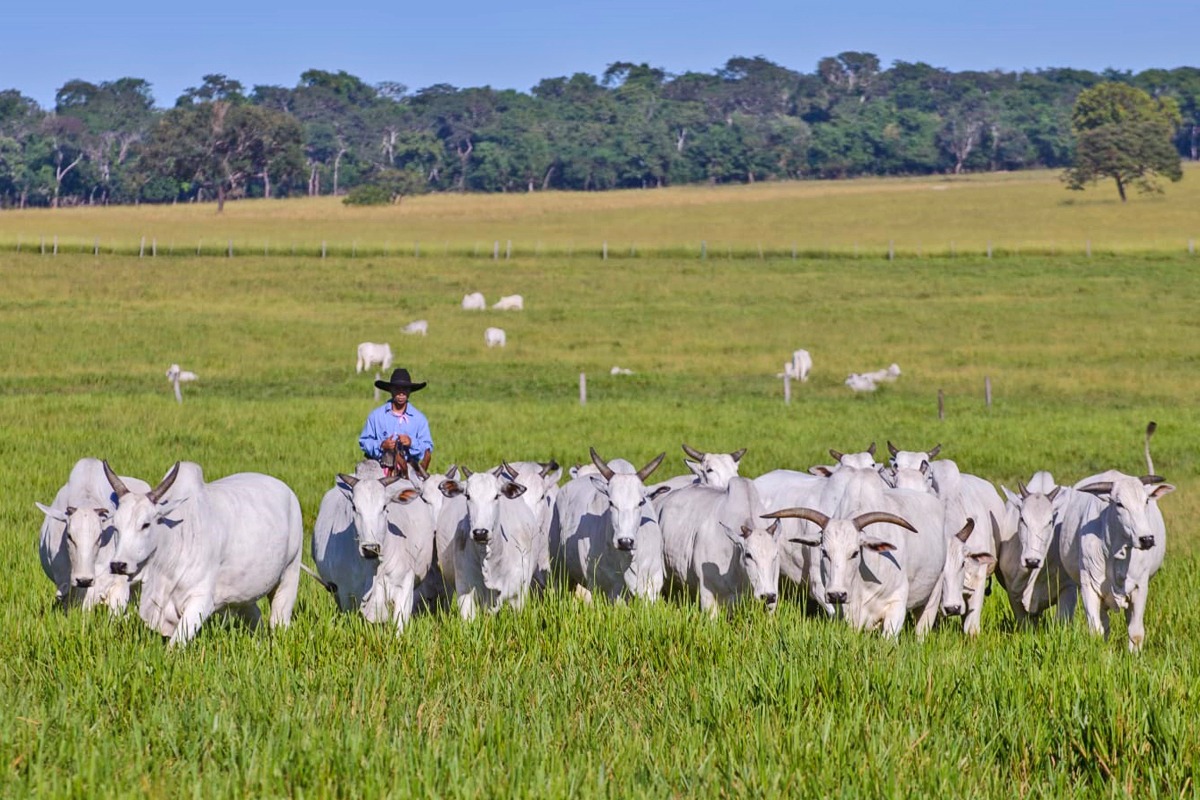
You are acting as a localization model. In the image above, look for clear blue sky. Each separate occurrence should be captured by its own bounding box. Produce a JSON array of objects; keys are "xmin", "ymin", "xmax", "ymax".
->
[{"xmin": 5, "ymin": 0, "xmax": 1195, "ymax": 108}]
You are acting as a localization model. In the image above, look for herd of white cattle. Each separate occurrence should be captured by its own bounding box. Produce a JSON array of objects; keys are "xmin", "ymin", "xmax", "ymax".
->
[
  {"xmin": 774, "ymin": 348, "xmax": 902, "ymax": 393},
  {"xmin": 35, "ymin": 431, "xmax": 1172, "ymax": 651}
]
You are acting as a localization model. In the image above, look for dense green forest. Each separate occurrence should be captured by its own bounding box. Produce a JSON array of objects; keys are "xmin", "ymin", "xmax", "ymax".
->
[{"xmin": 1, "ymin": 53, "xmax": 1197, "ymax": 207}]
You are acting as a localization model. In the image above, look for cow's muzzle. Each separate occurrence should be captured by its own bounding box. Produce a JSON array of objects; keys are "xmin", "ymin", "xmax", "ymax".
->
[
  {"xmin": 943, "ymin": 604, "xmax": 963, "ymax": 617},
  {"xmin": 110, "ymin": 561, "xmax": 128, "ymax": 575},
  {"xmin": 472, "ymin": 528, "xmax": 490, "ymax": 543},
  {"xmin": 826, "ymin": 590, "xmax": 847, "ymax": 605},
  {"xmin": 360, "ymin": 543, "xmax": 381, "ymax": 559},
  {"xmin": 1138, "ymin": 536, "xmax": 1155, "ymax": 550},
  {"xmin": 616, "ymin": 537, "xmax": 635, "ymax": 552},
  {"xmin": 762, "ymin": 593, "xmax": 778, "ymax": 612},
  {"xmin": 1024, "ymin": 558, "xmax": 1041, "ymax": 569},
  {"xmin": 74, "ymin": 577, "xmax": 94, "ymax": 588}
]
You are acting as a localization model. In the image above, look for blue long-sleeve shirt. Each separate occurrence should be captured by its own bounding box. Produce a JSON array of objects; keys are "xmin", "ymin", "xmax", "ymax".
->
[{"xmin": 358, "ymin": 402, "xmax": 434, "ymax": 462}]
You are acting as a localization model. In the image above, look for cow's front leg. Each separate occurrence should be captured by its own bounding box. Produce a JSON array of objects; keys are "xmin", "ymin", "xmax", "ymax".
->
[{"xmin": 168, "ymin": 596, "xmax": 215, "ymax": 647}]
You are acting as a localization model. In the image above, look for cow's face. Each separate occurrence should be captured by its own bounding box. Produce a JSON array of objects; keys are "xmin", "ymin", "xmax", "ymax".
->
[
  {"xmin": 938, "ymin": 518, "xmax": 976, "ymax": 618},
  {"xmin": 589, "ymin": 473, "xmax": 665, "ymax": 552},
  {"xmin": 1106, "ymin": 477, "xmax": 1173, "ymax": 552},
  {"xmin": 728, "ymin": 521, "xmax": 781, "ymax": 612},
  {"xmin": 109, "ymin": 493, "xmax": 168, "ymax": 578},
  {"xmin": 442, "ymin": 471, "xmax": 526, "ymax": 544},
  {"xmin": 339, "ymin": 476, "xmax": 420, "ymax": 559},
  {"xmin": 1017, "ymin": 492, "xmax": 1057, "ymax": 569},
  {"xmin": 38, "ymin": 503, "xmax": 112, "ymax": 588},
  {"xmin": 685, "ymin": 453, "xmax": 741, "ymax": 491}
]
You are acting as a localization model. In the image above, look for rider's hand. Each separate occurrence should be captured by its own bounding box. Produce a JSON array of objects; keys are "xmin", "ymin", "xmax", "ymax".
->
[
  {"xmin": 398, "ymin": 434, "xmax": 412, "ymax": 448},
  {"xmin": 381, "ymin": 437, "xmax": 397, "ymax": 452}
]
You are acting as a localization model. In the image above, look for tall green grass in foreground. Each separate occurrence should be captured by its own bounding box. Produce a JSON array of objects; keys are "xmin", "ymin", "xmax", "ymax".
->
[{"xmin": 2, "ymin": 251, "xmax": 1198, "ymax": 797}]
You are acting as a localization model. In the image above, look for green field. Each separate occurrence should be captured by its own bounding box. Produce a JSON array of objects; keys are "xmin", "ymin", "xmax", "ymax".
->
[{"xmin": 3, "ymin": 176, "xmax": 1200, "ymax": 797}]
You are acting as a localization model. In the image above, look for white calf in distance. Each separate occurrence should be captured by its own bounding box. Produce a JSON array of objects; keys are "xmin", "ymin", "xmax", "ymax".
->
[
  {"xmin": 492, "ymin": 294, "xmax": 524, "ymax": 310},
  {"xmin": 462, "ymin": 292, "xmax": 486, "ymax": 310},
  {"xmin": 356, "ymin": 342, "xmax": 393, "ymax": 374},
  {"xmin": 403, "ymin": 320, "xmax": 428, "ymax": 336},
  {"xmin": 485, "ymin": 327, "xmax": 506, "ymax": 348}
]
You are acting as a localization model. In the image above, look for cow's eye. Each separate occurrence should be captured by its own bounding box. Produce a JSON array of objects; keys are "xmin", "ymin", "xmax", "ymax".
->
[
  {"xmin": 850, "ymin": 551, "xmax": 860, "ymax": 559},
  {"xmin": 744, "ymin": 552, "xmax": 754, "ymax": 562},
  {"xmin": 141, "ymin": 522, "xmax": 151, "ymax": 530}
]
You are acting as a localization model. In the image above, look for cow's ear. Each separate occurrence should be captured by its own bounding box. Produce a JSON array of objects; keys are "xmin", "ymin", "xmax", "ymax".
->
[
  {"xmin": 35, "ymin": 502, "xmax": 68, "ymax": 522},
  {"xmin": 588, "ymin": 475, "xmax": 610, "ymax": 495},
  {"xmin": 969, "ymin": 553, "xmax": 997, "ymax": 566},
  {"xmin": 501, "ymin": 481, "xmax": 527, "ymax": 499},
  {"xmin": 684, "ymin": 459, "xmax": 703, "ymax": 478},
  {"xmin": 809, "ymin": 466, "xmax": 833, "ymax": 477},
  {"xmin": 860, "ymin": 534, "xmax": 896, "ymax": 553},
  {"xmin": 1150, "ymin": 483, "xmax": 1176, "ymax": 501},
  {"xmin": 647, "ymin": 485, "xmax": 671, "ymax": 501},
  {"xmin": 391, "ymin": 488, "xmax": 421, "ymax": 505},
  {"xmin": 439, "ymin": 480, "xmax": 464, "ymax": 498},
  {"xmin": 156, "ymin": 497, "xmax": 186, "ymax": 521}
]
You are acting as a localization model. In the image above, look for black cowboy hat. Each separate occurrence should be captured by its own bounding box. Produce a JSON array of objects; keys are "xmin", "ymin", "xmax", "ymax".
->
[{"xmin": 375, "ymin": 367, "xmax": 427, "ymax": 394}]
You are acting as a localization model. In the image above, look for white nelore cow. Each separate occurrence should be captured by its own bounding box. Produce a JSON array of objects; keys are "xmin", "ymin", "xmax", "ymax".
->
[
  {"xmin": 462, "ymin": 292, "xmax": 486, "ymax": 310},
  {"xmin": 886, "ymin": 443, "xmax": 1002, "ymax": 636},
  {"xmin": 610, "ymin": 366, "xmax": 634, "ymax": 376},
  {"xmin": 764, "ymin": 458, "xmax": 952, "ymax": 637},
  {"xmin": 484, "ymin": 327, "xmax": 506, "ymax": 348},
  {"xmin": 497, "ymin": 460, "xmax": 562, "ymax": 590},
  {"xmin": 492, "ymin": 294, "xmax": 524, "ymax": 310},
  {"xmin": 311, "ymin": 465, "xmax": 434, "ymax": 631},
  {"xmin": 844, "ymin": 373, "xmax": 877, "ymax": 392},
  {"xmin": 648, "ymin": 443, "xmax": 747, "ymax": 495},
  {"xmin": 105, "ymin": 461, "xmax": 303, "ymax": 647},
  {"xmin": 403, "ymin": 319, "xmax": 428, "ymax": 336},
  {"xmin": 997, "ymin": 472, "xmax": 1069, "ymax": 623},
  {"xmin": 356, "ymin": 342, "xmax": 393, "ymax": 374},
  {"xmin": 553, "ymin": 449, "xmax": 668, "ymax": 603},
  {"xmin": 776, "ymin": 349, "xmax": 813, "ymax": 382},
  {"xmin": 658, "ymin": 477, "xmax": 783, "ymax": 616},
  {"xmin": 1057, "ymin": 471, "xmax": 1173, "ymax": 652},
  {"xmin": 862, "ymin": 364, "xmax": 902, "ymax": 383},
  {"xmin": 165, "ymin": 364, "xmax": 198, "ymax": 383},
  {"xmin": 438, "ymin": 467, "xmax": 540, "ymax": 620},
  {"xmin": 36, "ymin": 457, "xmax": 150, "ymax": 611}
]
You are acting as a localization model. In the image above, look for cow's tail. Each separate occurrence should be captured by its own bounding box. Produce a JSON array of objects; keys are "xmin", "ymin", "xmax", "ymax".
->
[{"xmin": 300, "ymin": 562, "xmax": 337, "ymax": 594}]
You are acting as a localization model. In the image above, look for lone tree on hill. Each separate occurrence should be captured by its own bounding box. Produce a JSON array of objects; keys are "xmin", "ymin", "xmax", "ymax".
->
[{"xmin": 1064, "ymin": 82, "xmax": 1183, "ymax": 202}]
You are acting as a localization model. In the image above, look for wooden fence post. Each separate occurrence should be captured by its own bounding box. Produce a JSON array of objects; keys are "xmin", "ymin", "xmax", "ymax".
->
[
  {"xmin": 938, "ymin": 389, "xmax": 945, "ymax": 421},
  {"xmin": 985, "ymin": 376, "xmax": 992, "ymax": 410},
  {"xmin": 602, "ymin": 241, "xmax": 608, "ymax": 260},
  {"xmin": 579, "ymin": 373, "xmax": 587, "ymax": 406},
  {"xmin": 139, "ymin": 237, "xmax": 145, "ymax": 257},
  {"xmin": 784, "ymin": 373, "xmax": 792, "ymax": 405}
]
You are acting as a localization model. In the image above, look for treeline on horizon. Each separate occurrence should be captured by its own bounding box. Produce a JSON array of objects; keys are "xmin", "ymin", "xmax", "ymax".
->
[{"xmin": 1, "ymin": 53, "xmax": 1198, "ymax": 208}]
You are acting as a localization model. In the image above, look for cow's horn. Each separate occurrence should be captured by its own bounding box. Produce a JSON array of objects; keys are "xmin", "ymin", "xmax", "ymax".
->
[
  {"xmin": 338, "ymin": 473, "xmax": 359, "ymax": 488},
  {"xmin": 1079, "ymin": 481, "xmax": 1113, "ymax": 495},
  {"xmin": 887, "ymin": 441, "xmax": 900, "ymax": 456},
  {"xmin": 589, "ymin": 448, "xmax": 615, "ymax": 481},
  {"xmin": 1140, "ymin": 475, "xmax": 1165, "ymax": 485},
  {"xmin": 762, "ymin": 507, "xmax": 829, "ymax": 529},
  {"xmin": 103, "ymin": 460, "xmax": 129, "ymax": 497},
  {"xmin": 461, "ymin": 465, "xmax": 473, "ymax": 479},
  {"xmin": 829, "ymin": 449, "xmax": 845, "ymax": 462},
  {"xmin": 681, "ymin": 443, "xmax": 705, "ymax": 461},
  {"xmin": 927, "ymin": 444, "xmax": 942, "ymax": 459},
  {"xmin": 147, "ymin": 462, "xmax": 181, "ymax": 505},
  {"xmin": 1017, "ymin": 480, "xmax": 1029, "ymax": 499},
  {"xmin": 636, "ymin": 452, "xmax": 666, "ymax": 483},
  {"xmin": 852, "ymin": 511, "xmax": 917, "ymax": 533},
  {"xmin": 539, "ymin": 460, "xmax": 559, "ymax": 478},
  {"xmin": 867, "ymin": 442, "xmax": 877, "ymax": 456},
  {"xmin": 730, "ymin": 447, "xmax": 747, "ymax": 462}
]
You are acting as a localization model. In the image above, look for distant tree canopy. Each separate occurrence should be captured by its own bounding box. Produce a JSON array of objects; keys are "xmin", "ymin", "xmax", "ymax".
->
[
  {"xmin": 1064, "ymin": 82, "xmax": 1183, "ymax": 201},
  {"xmin": 0, "ymin": 56, "xmax": 1196, "ymax": 208}
]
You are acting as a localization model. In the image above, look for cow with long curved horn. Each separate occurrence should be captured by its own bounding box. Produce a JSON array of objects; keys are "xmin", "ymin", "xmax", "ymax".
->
[{"xmin": 679, "ymin": 444, "xmax": 747, "ymax": 491}]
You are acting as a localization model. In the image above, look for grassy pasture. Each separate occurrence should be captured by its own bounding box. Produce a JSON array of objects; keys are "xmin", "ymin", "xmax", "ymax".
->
[
  {"xmin": 0, "ymin": 165, "xmax": 1198, "ymax": 258},
  {"xmin": 3, "ymin": 188, "xmax": 1200, "ymax": 796}
]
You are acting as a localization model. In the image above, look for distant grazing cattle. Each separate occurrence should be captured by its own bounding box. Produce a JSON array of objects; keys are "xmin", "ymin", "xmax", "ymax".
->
[
  {"xmin": 492, "ymin": 294, "xmax": 524, "ymax": 310},
  {"xmin": 403, "ymin": 320, "xmax": 428, "ymax": 336},
  {"xmin": 165, "ymin": 364, "xmax": 197, "ymax": 383},
  {"xmin": 356, "ymin": 342, "xmax": 393, "ymax": 374},
  {"xmin": 462, "ymin": 292, "xmax": 486, "ymax": 310},
  {"xmin": 485, "ymin": 327, "xmax": 506, "ymax": 348},
  {"xmin": 844, "ymin": 373, "xmax": 877, "ymax": 392}
]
